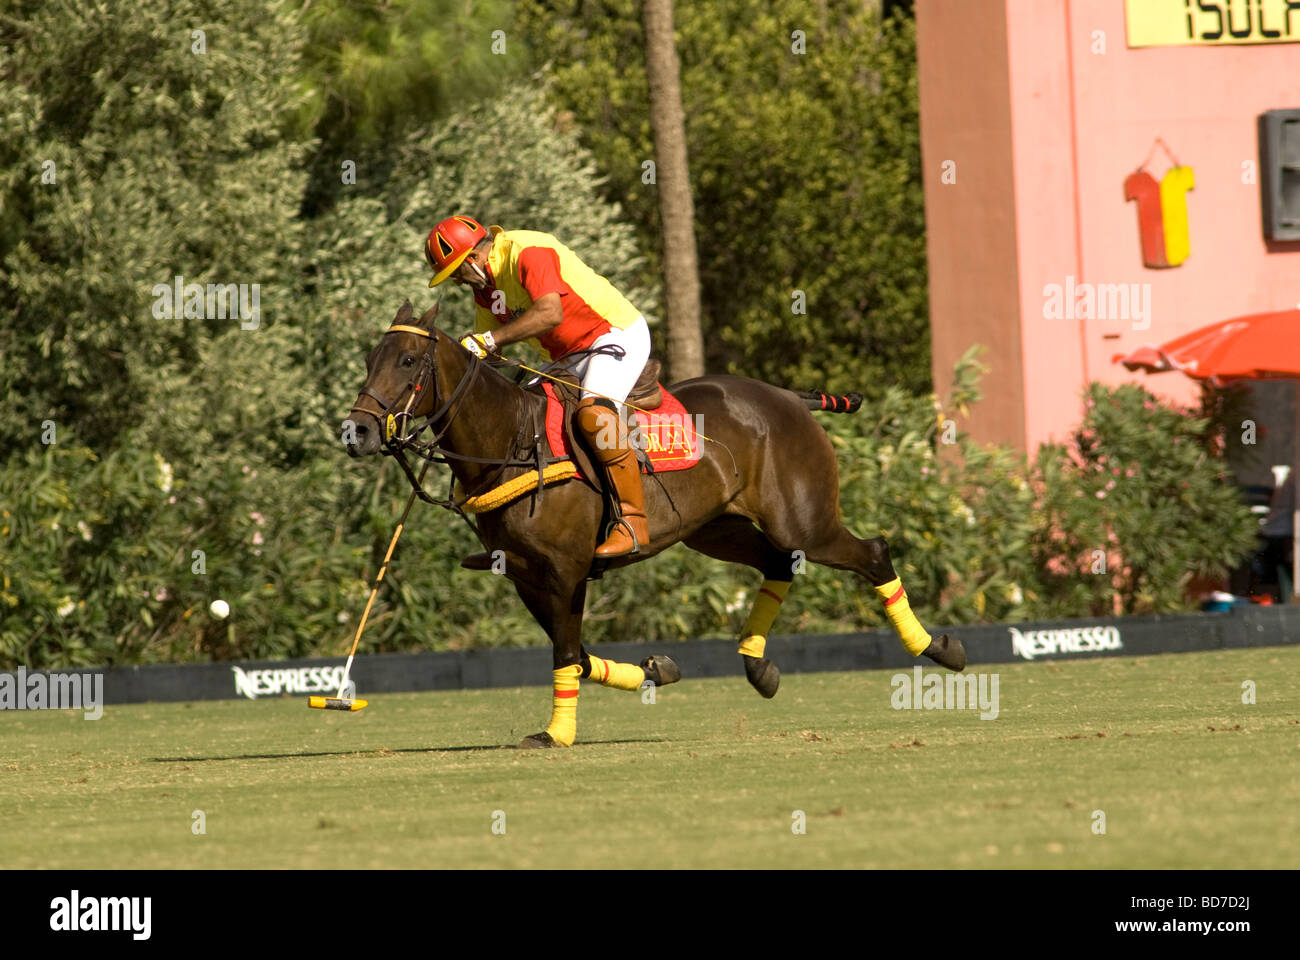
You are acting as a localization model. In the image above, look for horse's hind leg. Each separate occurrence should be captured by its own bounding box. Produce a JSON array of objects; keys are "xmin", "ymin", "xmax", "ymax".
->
[
  {"xmin": 794, "ymin": 525, "xmax": 966, "ymax": 671},
  {"xmin": 683, "ymin": 516, "xmax": 795, "ymax": 698}
]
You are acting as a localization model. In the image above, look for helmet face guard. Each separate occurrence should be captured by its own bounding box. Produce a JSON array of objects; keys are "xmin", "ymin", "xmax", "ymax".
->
[{"xmin": 426, "ymin": 216, "xmax": 488, "ymax": 287}]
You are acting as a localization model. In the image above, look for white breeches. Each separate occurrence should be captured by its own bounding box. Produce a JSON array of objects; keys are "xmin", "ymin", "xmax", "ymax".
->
[{"xmin": 557, "ymin": 316, "xmax": 650, "ymax": 414}]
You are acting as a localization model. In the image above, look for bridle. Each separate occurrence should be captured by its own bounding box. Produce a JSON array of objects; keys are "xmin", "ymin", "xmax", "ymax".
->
[
  {"xmin": 350, "ymin": 324, "xmax": 444, "ymax": 449},
  {"xmin": 347, "ymin": 323, "xmax": 545, "ymax": 514}
]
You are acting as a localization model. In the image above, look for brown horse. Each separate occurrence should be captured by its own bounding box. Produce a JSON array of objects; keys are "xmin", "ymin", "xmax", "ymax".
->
[{"xmin": 344, "ymin": 300, "xmax": 965, "ymax": 747}]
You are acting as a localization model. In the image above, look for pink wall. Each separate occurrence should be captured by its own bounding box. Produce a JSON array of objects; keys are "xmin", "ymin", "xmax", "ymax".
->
[
  {"xmin": 924, "ymin": 0, "xmax": 1300, "ymax": 452},
  {"xmin": 917, "ymin": 0, "xmax": 1026, "ymax": 450}
]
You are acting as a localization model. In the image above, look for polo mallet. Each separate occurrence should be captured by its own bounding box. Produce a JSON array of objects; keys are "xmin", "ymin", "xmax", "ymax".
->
[{"xmin": 309, "ymin": 461, "xmax": 430, "ymax": 712}]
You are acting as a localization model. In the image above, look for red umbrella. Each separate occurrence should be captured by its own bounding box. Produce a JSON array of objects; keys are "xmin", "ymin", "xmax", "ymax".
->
[
  {"xmin": 1113, "ymin": 308, "xmax": 1300, "ymax": 383},
  {"xmin": 1114, "ymin": 307, "xmax": 1300, "ymax": 596}
]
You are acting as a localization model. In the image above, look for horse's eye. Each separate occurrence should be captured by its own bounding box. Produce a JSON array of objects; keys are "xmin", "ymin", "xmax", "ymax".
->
[{"xmin": 401, "ymin": 356, "xmax": 414, "ymax": 367}]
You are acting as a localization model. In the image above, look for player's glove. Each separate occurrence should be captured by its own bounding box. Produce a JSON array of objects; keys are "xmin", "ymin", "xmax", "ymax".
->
[{"xmin": 458, "ymin": 331, "xmax": 497, "ymax": 359}]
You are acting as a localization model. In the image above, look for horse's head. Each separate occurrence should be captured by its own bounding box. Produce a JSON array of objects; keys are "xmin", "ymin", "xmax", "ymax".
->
[{"xmin": 344, "ymin": 299, "xmax": 442, "ymax": 458}]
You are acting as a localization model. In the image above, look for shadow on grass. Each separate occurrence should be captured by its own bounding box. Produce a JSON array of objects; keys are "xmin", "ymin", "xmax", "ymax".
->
[{"xmin": 149, "ymin": 738, "xmax": 672, "ymax": 762}]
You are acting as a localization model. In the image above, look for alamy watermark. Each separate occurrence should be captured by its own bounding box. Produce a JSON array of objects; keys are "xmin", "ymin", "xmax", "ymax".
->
[
  {"xmin": 1043, "ymin": 275, "xmax": 1151, "ymax": 330},
  {"xmin": 151, "ymin": 274, "xmax": 260, "ymax": 329},
  {"xmin": 890, "ymin": 666, "xmax": 999, "ymax": 720},
  {"xmin": 0, "ymin": 667, "xmax": 103, "ymax": 719},
  {"xmin": 50, "ymin": 891, "xmax": 150, "ymax": 940},
  {"xmin": 588, "ymin": 412, "xmax": 704, "ymax": 457}
]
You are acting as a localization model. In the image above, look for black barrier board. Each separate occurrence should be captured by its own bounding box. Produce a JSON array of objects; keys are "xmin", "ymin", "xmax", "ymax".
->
[{"xmin": 2, "ymin": 605, "xmax": 1296, "ymax": 706}]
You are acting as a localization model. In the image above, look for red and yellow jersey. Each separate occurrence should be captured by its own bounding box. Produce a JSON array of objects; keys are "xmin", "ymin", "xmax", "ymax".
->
[{"xmin": 472, "ymin": 227, "xmax": 641, "ymax": 360}]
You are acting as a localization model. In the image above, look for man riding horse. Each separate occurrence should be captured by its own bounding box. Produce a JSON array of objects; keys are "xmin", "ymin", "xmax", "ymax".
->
[
  {"xmin": 339, "ymin": 214, "xmax": 968, "ymax": 747},
  {"xmin": 425, "ymin": 215, "xmax": 650, "ymax": 559}
]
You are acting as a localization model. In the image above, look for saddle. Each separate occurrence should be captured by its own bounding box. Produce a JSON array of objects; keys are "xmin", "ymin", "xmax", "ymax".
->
[
  {"xmin": 462, "ymin": 357, "xmax": 690, "ymax": 579},
  {"xmin": 543, "ymin": 357, "xmax": 664, "ymax": 410},
  {"xmin": 533, "ymin": 357, "xmax": 664, "ymax": 486}
]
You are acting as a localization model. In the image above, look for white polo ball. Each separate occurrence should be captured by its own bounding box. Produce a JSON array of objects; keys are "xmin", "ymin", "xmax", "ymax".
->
[{"xmin": 209, "ymin": 599, "xmax": 230, "ymax": 619}]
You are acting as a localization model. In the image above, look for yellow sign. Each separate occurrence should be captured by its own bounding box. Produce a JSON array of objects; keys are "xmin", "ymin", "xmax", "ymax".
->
[{"xmin": 1126, "ymin": 0, "xmax": 1300, "ymax": 47}]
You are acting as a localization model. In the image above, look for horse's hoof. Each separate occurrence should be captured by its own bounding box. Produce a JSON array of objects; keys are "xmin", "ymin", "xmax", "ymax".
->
[
  {"xmin": 640, "ymin": 656, "xmax": 681, "ymax": 687},
  {"xmin": 922, "ymin": 634, "xmax": 966, "ymax": 672},
  {"xmin": 517, "ymin": 732, "xmax": 560, "ymax": 749},
  {"xmin": 743, "ymin": 655, "xmax": 780, "ymax": 698}
]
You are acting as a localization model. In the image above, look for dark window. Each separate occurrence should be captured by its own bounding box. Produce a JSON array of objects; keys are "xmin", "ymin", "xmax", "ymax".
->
[{"xmin": 1259, "ymin": 109, "xmax": 1300, "ymax": 242}]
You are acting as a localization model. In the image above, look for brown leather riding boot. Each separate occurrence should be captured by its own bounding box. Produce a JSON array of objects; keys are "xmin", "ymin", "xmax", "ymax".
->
[
  {"xmin": 575, "ymin": 398, "xmax": 650, "ymax": 558},
  {"xmin": 596, "ymin": 446, "xmax": 649, "ymax": 556}
]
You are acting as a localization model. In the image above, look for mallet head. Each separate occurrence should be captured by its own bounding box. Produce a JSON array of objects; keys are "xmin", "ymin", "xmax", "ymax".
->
[{"xmin": 308, "ymin": 696, "xmax": 368, "ymax": 711}]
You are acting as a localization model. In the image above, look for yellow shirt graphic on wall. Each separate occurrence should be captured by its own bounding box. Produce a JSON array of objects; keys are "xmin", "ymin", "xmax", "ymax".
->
[{"xmin": 1158, "ymin": 166, "xmax": 1194, "ymax": 266}]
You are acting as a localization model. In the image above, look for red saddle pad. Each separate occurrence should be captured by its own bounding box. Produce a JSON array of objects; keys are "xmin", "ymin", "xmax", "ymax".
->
[{"xmin": 542, "ymin": 382, "xmax": 702, "ymax": 476}]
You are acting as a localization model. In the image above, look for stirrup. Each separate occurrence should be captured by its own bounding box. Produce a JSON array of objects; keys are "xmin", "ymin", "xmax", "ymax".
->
[{"xmin": 600, "ymin": 516, "xmax": 642, "ymax": 554}]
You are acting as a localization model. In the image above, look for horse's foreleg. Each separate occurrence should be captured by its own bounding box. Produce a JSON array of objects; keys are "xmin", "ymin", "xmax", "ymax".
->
[
  {"xmin": 579, "ymin": 648, "xmax": 681, "ymax": 691},
  {"xmin": 581, "ymin": 650, "xmax": 645, "ymax": 690},
  {"xmin": 514, "ymin": 577, "xmax": 588, "ymax": 748}
]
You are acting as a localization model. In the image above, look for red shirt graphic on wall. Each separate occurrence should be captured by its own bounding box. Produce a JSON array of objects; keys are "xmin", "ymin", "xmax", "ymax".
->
[{"xmin": 1124, "ymin": 138, "xmax": 1194, "ymax": 269}]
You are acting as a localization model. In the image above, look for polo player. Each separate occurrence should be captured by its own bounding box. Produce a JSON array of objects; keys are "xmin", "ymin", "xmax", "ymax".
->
[{"xmin": 425, "ymin": 215, "xmax": 650, "ymax": 559}]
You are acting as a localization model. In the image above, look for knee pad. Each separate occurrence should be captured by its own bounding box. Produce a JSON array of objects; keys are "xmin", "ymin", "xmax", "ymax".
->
[
  {"xmin": 575, "ymin": 398, "xmax": 607, "ymax": 434},
  {"xmin": 575, "ymin": 397, "xmax": 622, "ymax": 435}
]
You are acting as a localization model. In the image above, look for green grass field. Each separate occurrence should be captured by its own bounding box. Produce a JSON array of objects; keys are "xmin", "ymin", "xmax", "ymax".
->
[{"xmin": 2, "ymin": 647, "xmax": 1296, "ymax": 869}]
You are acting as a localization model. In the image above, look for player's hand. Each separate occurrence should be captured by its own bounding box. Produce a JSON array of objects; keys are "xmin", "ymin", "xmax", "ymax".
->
[{"xmin": 458, "ymin": 331, "xmax": 497, "ymax": 358}]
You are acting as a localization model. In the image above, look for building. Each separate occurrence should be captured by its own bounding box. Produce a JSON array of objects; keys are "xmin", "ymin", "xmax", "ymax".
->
[{"xmin": 916, "ymin": 0, "xmax": 1300, "ymax": 486}]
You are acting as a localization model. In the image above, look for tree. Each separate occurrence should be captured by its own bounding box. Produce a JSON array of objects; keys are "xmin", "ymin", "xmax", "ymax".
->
[
  {"xmin": 293, "ymin": 0, "xmax": 520, "ymax": 217},
  {"xmin": 517, "ymin": 0, "xmax": 929, "ymax": 401},
  {"xmin": 642, "ymin": 0, "xmax": 705, "ymax": 380},
  {"xmin": 0, "ymin": 0, "xmax": 320, "ymax": 665}
]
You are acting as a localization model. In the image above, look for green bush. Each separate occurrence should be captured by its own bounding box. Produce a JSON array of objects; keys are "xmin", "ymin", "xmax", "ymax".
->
[
  {"xmin": 1027, "ymin": 383, "xmax": 1259, "ymax": 617},
  {"xmin": 791, "ymin": 347, "xmax": 1036, "ymax": 631},
  {"xmin": 1, "ymin": 350, "xmax": 1259, "ymax": 667},
  {"xmin": 0, "ymin": 3, "xmax": 661, "ymax": 667},
  {"xmin": 0, "ymin": 0, "xmax": 1258, "ymax": 669}
]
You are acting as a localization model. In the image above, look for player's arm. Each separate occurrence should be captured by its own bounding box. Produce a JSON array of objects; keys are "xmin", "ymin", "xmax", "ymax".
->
[
  {"xmin": 490, "ymin": 246, "xmax": 564, "ymax": 348},
  {"xmin": 491, "ymin": 292, "xmax": 561, "ymax": 347},
  {"xmin": 467, "ymin": 305, "xmax": 545, "ymax": 360}
]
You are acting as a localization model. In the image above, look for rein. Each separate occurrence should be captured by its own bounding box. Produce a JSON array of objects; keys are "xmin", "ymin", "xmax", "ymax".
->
[
  {"xmin": 349, "ymin": 324, "xmax": 554, "ymax": 515},
  {"xmin": 350, "ymin": 324, "xmax": 739, "ymax": 516}
]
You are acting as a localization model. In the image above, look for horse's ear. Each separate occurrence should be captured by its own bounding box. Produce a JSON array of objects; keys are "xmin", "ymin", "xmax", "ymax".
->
[
  {"xmin": 418, "ymin": 298, "xmax": 440, "ymax": 330},
  {"xmin": 395, "ymin": 300, "xmax": 414, "ymax": 325}
]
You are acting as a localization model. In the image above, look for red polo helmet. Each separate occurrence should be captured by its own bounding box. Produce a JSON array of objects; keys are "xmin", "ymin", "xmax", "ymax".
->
[{"xmin": 425, "ymin": 215, "xmax": 488, "ymax": 287}]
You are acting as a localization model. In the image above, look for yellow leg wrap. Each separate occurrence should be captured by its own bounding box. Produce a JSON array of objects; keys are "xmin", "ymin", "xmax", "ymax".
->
[
  {"xmin": 585, "ymin": 655, "xmax": 647, "ymax": 691},
  {"xmin": 737, "ymin": 580, "xmax": 792, "ymax": 658},
  {"xmin": 545, "ymin": 664, "xmax": 582, "ymax": 746},
  {"xmin": 875, "ymin": 576, "xmax": 931, "ymax": 656}
]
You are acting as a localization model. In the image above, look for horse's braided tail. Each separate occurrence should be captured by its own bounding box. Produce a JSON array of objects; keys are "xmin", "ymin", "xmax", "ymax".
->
[{"xmin": 794, "ymin": 390, "xmax": 863, "ymax": 414}]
